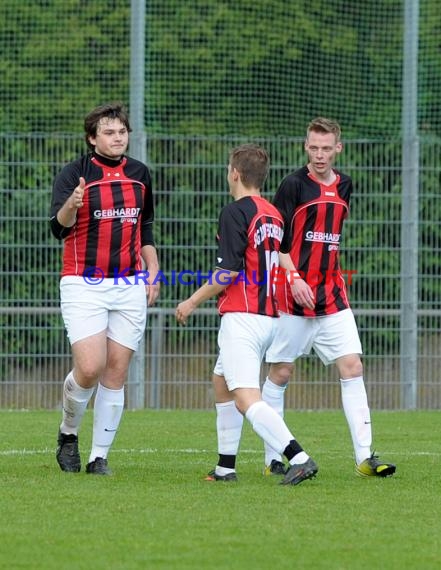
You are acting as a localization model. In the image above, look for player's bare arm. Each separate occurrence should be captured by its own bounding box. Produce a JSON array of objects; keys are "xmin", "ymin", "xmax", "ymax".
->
[
  {"xmin": 56, "ymin": 177, "xmax": 86, "ymax": 228},
  {"xmin": 279, "ymin": 252, "xmax": 315, "ymax": 310},
  {"xmin": 175, "ymin": 269, "xmax": 239, "ymax": 325},
  {"xmin": 141, "ymin": 244, "xmax": 160, "ymax": 306}
]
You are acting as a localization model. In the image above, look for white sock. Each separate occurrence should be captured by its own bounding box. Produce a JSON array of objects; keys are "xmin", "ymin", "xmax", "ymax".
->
[
  {"xmin": 60, "ymin": 371, "xmax": 95, "ymax": 435},
  {"xmin": 215, "ymin": 466, "xmax": 236, "ymax": 476},
  {"xmin": 245, "ymin": 400, "xmax": 293, "ymax": 456},
  {"xmin": 340, "ymin": 376, "xmax": 372, "ymax": 464},
  {"xmin": 262, "ymin": 377, "xmax": 286, "ymax": 465},
  {"xmin": 89, "ymin": 384, "xmax": 124, "ymax": 463},
  {"xmin": 215, "ymin": 400, "xmax": 243, "ymax": 456},
  {"xmin": 289, "ymin": 451, "xmax": 309, "ymax": 466}
]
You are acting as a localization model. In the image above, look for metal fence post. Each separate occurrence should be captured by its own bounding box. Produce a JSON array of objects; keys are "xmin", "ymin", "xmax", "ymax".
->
[
  {"xmin": 127, "ymin": 0, "xmax": 146, "ymax": 409},
  {"xmin": 400, "ymin": 0, "xmax": 419, "ymax": 409}
]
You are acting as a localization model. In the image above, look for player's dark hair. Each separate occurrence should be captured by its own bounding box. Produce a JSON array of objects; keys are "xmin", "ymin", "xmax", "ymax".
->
[
  {"xmin": 84, "ymin": 102, "xmax": 132, "ymax": 150},
  {"xmin": 307, "ymin": 117, "xmax": 341, "ymax": 142},
  {"xmin": 229, "ymin": 144, "xmax": 270, "ymax": 190}
]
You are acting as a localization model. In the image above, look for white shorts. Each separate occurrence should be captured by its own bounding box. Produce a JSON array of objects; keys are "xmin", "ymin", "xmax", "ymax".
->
[
  {"xmin": 60, "ymin": 276, "xmax": 147, "ymax": 350},
  {"xmin": 213, "ymin": 312, "xmax": 278, "ymax": 391},
  {"xmin": 265, "ymin": 309, "xmax": 362, "ymax": 366}
]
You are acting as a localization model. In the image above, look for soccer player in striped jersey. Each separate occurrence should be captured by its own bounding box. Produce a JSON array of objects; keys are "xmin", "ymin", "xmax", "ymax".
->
[
  {"xmin": 262, "ymin": 117, "xmax": 396, "ymax": 477},
  {"xmin": 50, "ymin": 102, "xmax": 160, "ymax": 475},
  {"xmin": 175, "ymin": 144, "xmax": 318, "ymax": 486}
]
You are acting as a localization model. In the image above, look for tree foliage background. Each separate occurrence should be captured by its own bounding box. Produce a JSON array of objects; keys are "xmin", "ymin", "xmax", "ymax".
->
[{"xmin": 1, "ymin": 0, "xmax": 440, "ymax": 138}]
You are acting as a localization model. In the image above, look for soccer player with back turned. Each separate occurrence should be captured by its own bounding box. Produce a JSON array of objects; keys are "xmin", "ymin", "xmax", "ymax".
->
[{"xmin": 176, "ymin": 144, "xmax": 318, "ymax": 486}]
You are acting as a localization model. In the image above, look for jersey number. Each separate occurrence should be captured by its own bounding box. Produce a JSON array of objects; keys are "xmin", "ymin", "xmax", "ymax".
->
[{"xmin": 265, "ymin": 250, "xmax": 279, "ymax": 297}]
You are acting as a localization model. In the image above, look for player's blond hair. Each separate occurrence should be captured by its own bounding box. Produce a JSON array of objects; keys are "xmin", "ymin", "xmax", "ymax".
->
[{"xmin": 307, "ymin": 117, "xmax": 341, "ymax": 142}]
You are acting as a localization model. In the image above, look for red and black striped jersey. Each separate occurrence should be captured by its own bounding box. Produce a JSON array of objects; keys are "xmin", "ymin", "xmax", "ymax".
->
[
  {"xmin": 273, "ymin": 165, "xmax": 352, "ymax": 317},
  {"xmin": 215, "ymin": 195, "xmax": 284, "ymax": 317},
  {"xmin": 50, "ymin": 151, "xmax": 155, "ymax": 278}
]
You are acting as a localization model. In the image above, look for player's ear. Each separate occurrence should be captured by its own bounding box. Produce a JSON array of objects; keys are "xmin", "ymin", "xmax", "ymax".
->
[
  {"xmin": 231, "ymin": 167, "xmax": 240, "ymax": 181},
  {"xmin": 335, "ymin": 141, "xmax": 343, "ymax": 154}
]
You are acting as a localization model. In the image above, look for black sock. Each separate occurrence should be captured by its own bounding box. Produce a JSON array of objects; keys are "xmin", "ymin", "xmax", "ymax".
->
[
  {"xmin": 218, "ymin": 454, "xmax": 236, "ymax": 469},
  {"xmin": 283, "ymin": 439, "xmax": 304, "ymax": 462}
]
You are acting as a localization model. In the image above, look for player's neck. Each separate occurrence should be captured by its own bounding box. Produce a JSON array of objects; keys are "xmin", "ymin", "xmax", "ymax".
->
[
  {"xmin": 308, "ymin": 164, "xmax": 337, "ymax": 185},
  {"xmin": 233, "ymin": 187, "xmax": 260, "ymax": 201},
  {"xmin": 92, "ymin": 149, "xmax": 124, "ymax": 165}
]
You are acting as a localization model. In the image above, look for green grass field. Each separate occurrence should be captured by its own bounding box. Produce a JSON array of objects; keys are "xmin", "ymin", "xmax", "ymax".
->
[{"xmin": 0, "ymin": 409, "xmax": 439, "ymax": 569}]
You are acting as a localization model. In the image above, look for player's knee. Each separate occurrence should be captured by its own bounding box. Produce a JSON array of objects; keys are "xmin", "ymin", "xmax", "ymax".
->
[
  {"xmin": 101, "ymin": 363, "xmax": 131, "ymax": 389},
  {"xmin": 337, "ymin": 354, "xmax": 363, "ymax": 379},
  {"xmin": 269, "ymin": 362, "xmax": 293, "ymax": 386},
  {"xmin": 74, "ymin": 365, "xmax": 102, "ymax": 387},
  {"xmin": 233, "ymin": 388, "xmax": 261, "ymax": 415}
]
